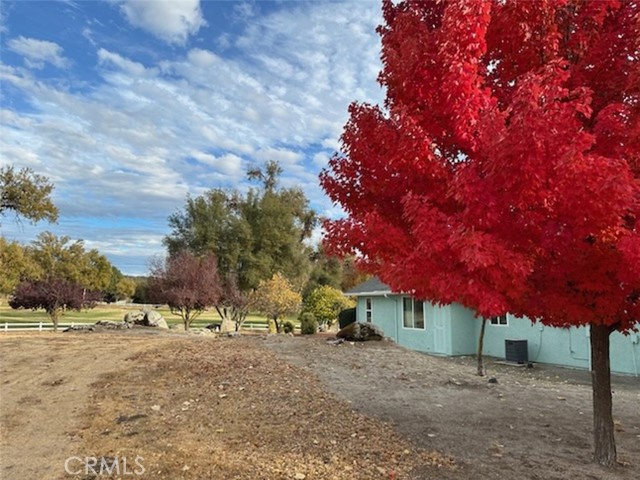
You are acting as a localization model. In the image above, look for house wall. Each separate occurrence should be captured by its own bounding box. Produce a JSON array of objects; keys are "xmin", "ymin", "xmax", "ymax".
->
[
  {"xmin": 447, "ymin": 304, "xmax": 478, "ymax": 355},
  {"xmin": 356, "ymin": 295, "xmax": 640, "ymax": 376},
  {"xmin": 477, "ymin": 315, "xmax": 640, "ymax": 376},
  {"xmin": 356, "ymin": 296, "xmax": 397, "ymax": 340},
  {"xmin": 397, "ymin": 300, "xmax": 435, "ymax": 353}
]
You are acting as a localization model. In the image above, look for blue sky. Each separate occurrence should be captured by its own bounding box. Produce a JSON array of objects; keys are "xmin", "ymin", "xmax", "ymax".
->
[{"xmin": 0, "ymin": 0, "xmax": 384, "ymax": 275}]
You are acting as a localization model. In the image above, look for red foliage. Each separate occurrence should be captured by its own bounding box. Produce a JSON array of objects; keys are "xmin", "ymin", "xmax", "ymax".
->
[
  {"xmin": 149, "ymin": 251, "xmax": 222, "ymax": 326},
  {"xmin": 321, "ymin": 0, "xmax": 640, "ymax": 332},
  {"xmin": 9, "ymin": 278, "xmax": 99, "ymax": 325}
]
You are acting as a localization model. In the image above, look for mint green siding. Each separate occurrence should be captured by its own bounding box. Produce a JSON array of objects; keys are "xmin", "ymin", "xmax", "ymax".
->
[
  {"xmin": 356, "ymin": 294, "xmax": 640, "ymax": 376},
  {"xmin": 356, "ymin": 296, "xmax": 397, "ymax": 338},
  {"xmin": 478, "ymin": 315, "xmax": 640, "ymax": 376}
]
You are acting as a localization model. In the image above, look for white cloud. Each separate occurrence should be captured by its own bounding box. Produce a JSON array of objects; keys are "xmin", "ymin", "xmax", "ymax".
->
[
  {"xmin": 255, "ymin": 147, "xmax": 303, "ymax": 167},
  {"xmin": 7, "ymin": 36, "xmax": 69, "ymax": 69},
  {"xmin": 97, "ymin": 48, "xmax": 153, "ymax": 77},
  {"xmin": 117, "ymin": 0, "xmax": 206, "ymax": 45},
  {"xmin": 190, "ymin": 150, "xmax": 243, "ymax": 177},
  {"xmin": 1, "ymin": 0, "xmax": 385, "ymax": 274}
]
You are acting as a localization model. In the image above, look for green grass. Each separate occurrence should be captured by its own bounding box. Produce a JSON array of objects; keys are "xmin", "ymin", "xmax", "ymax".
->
[{"xmin": 0, "ymin": 303, "xmax": 297, "ymax": 328}]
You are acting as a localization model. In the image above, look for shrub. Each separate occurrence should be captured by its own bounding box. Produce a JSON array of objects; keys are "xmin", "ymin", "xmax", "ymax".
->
[
  {"xmin": 338, "ymin": 307, "xmax": 356, "ymax": 329},
  {"xmin": 282, "ymin": 320, "xmax": 295, "ymax": 334},
  {"xmin": 299, "ymin": 312, "xmax": 318, "ymax": 335},
  {"xmin": 301, "ymin": 285, "xmax": 354, "ymax": 329}
]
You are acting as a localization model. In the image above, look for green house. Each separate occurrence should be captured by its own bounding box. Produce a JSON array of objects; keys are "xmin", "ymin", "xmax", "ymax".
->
[{"xmin": 347, "ymin": 278, "xmax": 640, "ymax": 377}]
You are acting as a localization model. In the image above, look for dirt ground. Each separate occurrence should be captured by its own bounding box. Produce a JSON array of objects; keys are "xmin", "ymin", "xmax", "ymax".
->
[{"xmin": 0, "ymin": 330, "xmax": 638, "ymax": 480}]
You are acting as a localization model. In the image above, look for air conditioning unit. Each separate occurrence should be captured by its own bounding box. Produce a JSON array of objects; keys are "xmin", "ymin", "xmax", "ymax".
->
[{"xmin": 505, "ymin": 339, "xmax": 528, "ymax": 364}]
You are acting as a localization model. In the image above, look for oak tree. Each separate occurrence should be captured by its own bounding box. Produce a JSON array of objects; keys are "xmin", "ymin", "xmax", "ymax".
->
[
  {"xmin": 0, "ymin": 166, "xmax": 58, "ymax": 224},
  {"xmin": 0, "ymin": 238, "xmax": 37, "ymax": 296},
  {"xmin": 28, "ymin": 232, "xmax": 114, "ymax": 293},
  {"xmin": 321, "ymin": 0, "xmax": 639, "ymax": 466},
  {"xmin": 165, "ymin": 161, "xmax": 316, "ymax": 327}
]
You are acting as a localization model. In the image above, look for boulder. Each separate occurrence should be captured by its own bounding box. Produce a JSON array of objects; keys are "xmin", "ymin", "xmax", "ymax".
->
[
  {"xmin": 124, "ymin": 310, "xmax": 168, "ymax": 328},
  {"xmin": 336, "ymin": 321, "xmax": 384, "ymax": 341},
  {"xmin": 145, "ymin": 310, "xmax": 168, "ymax": 328},
  {"xmin": 219, "ymin": 318, "xmax": 235, "ymax": 334},
  {"xmin": 124, "ymin": 310, "xmax": 145, "ymax": 324}
]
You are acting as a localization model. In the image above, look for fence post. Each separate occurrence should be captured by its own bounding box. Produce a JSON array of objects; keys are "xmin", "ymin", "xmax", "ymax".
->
[
  {"xmin": 4, "ymin": 323, "xmax": 7, "ymax": 332},
  {"xmin": 39, "ymin": 322, "xmax": 43, "ymax": 332}
]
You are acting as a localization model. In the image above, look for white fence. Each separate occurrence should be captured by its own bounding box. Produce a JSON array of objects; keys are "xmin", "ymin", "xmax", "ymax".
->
[
  {"xmin": 1, "ymin": 321, "xmax": 294, "ymax": 333},
  {"xmin": 1, "ymin": 322, "xmax": 93, "ymax": 332}
]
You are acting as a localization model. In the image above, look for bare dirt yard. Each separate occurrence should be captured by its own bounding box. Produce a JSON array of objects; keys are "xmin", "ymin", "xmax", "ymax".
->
[{"xmin": 1, "ymin": 330, "xmax": 638, "ymax": 480}]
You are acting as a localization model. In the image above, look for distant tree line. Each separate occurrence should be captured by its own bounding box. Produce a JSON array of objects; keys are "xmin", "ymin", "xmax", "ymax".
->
[{"xmin": 1, "ymin": 161, "xmax": 364, "ymax": 332}]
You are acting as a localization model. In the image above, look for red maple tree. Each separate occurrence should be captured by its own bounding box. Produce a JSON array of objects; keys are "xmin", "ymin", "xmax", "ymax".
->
[{"xmin": 321, "ymin": 0, "xmax": 639, "ymax": 466}]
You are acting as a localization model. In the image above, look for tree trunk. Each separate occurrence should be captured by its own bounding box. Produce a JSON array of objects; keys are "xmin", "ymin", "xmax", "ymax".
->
[
  {"xmin": 50, "ymin": 310, "xmax": 59, "ymax": 332},
  {"xmin": 590, "ymin": 323, "xmax": 616, "ymax": 466},
  {"xmin": 477, "ymin": 317, "xmax": 488, "ymax": 376}
]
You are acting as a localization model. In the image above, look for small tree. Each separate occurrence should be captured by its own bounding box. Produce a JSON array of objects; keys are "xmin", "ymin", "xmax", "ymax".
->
[
  {"xmin": 149, "ymin": 252, "xmax": 222, "ymax": 331},
  {"xmin": 0, "ymin": 166, "xmax": 58, "ymax": 225},
  {"xmin": 250, "ymin": 273, "xmax": 301, "ymax": 333},
  {"xmin": 9, "ymin": 278, "xmax": 99, "ymax": 331},
  {"xmin": 302, "ymin": 285, "xmax": 354, "ymax": 330},
  {"xmin": 214, "ymin": 274, "xmax": 249, "ymax": 333}
]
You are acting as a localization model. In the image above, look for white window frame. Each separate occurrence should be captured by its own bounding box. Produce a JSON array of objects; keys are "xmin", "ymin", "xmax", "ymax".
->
[
  {"xmin": 402, "ymin": 297, "xmax": 425, "ymax": 330},
  {"xmin": 365, "ymin": 297, "xmax": 372, "ymax": 323},
  {"xmin": 490, "ymin": 314, "xmax": 508, "ymax": 326}
]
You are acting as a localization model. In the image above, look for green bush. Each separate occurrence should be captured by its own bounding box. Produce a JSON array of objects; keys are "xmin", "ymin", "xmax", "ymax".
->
[
  {"xmin": 299, "ymin": 312, "xmax": 318, "ymax": 335},
  {"xmin": 282, "ymin": 320, "xmax": 295, "ymax": 334},
  {"xmin": 338, "ymin": 307, "xmax": 356, "ymax": 329},
  {"xmin": 301, "ymin": 285, "xmax": 354, "ymax": 329}
]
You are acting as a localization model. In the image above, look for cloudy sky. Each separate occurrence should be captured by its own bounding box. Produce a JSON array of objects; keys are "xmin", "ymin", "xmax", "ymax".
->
[{"xmin": 0, "ymin": 0, "xmax": 385, "ymax": 275}]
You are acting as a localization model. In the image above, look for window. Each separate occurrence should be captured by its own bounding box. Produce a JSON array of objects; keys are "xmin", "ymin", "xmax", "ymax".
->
[
  {"xmin": 490, "ymin": 314, "xmax": 508, "ymax": 326},
  {"xmin": 365, "ymin": 297, "xmax": 372, "ymax": 323},
  {"xmin": 403, "ymin": 297, "xmax": 425, "ymax": 329}
]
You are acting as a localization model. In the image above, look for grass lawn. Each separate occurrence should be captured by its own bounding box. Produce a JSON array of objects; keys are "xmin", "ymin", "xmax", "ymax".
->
[{"xmin": 0, "ymin": 303, "xmax": 296, "ymax": 328}]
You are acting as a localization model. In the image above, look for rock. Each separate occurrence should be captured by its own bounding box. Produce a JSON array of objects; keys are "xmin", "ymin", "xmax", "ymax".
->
[
  {"xmin": 95, "ymin": 320, "xmax": 131, "ymax": 329},
  {"xmin": 124, "ymin": 310, "xmax": 167, "ymax": 328},
  {"xmin": 124, "ymin": 311, "xmax": 145, "ymax": 324},
  {"xmin": 145, "ymin": 310, "xmax": 167, "ymax": 328},
  {"xmin": 63, "ymin": 325, "xmax": 95, "ymax": 332},
  {"xmin": 219, "ymin": 318, "xmax": 235, "ymax": 334},
  {"xmin": 336, "ymin": 322, "xmax": 384, "ymax": 341}
]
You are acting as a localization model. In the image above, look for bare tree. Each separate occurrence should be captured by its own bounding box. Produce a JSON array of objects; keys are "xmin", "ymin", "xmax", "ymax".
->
[{"xmin": 149, "ymin": 252, "xmax": 222, "ymax": 331}]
